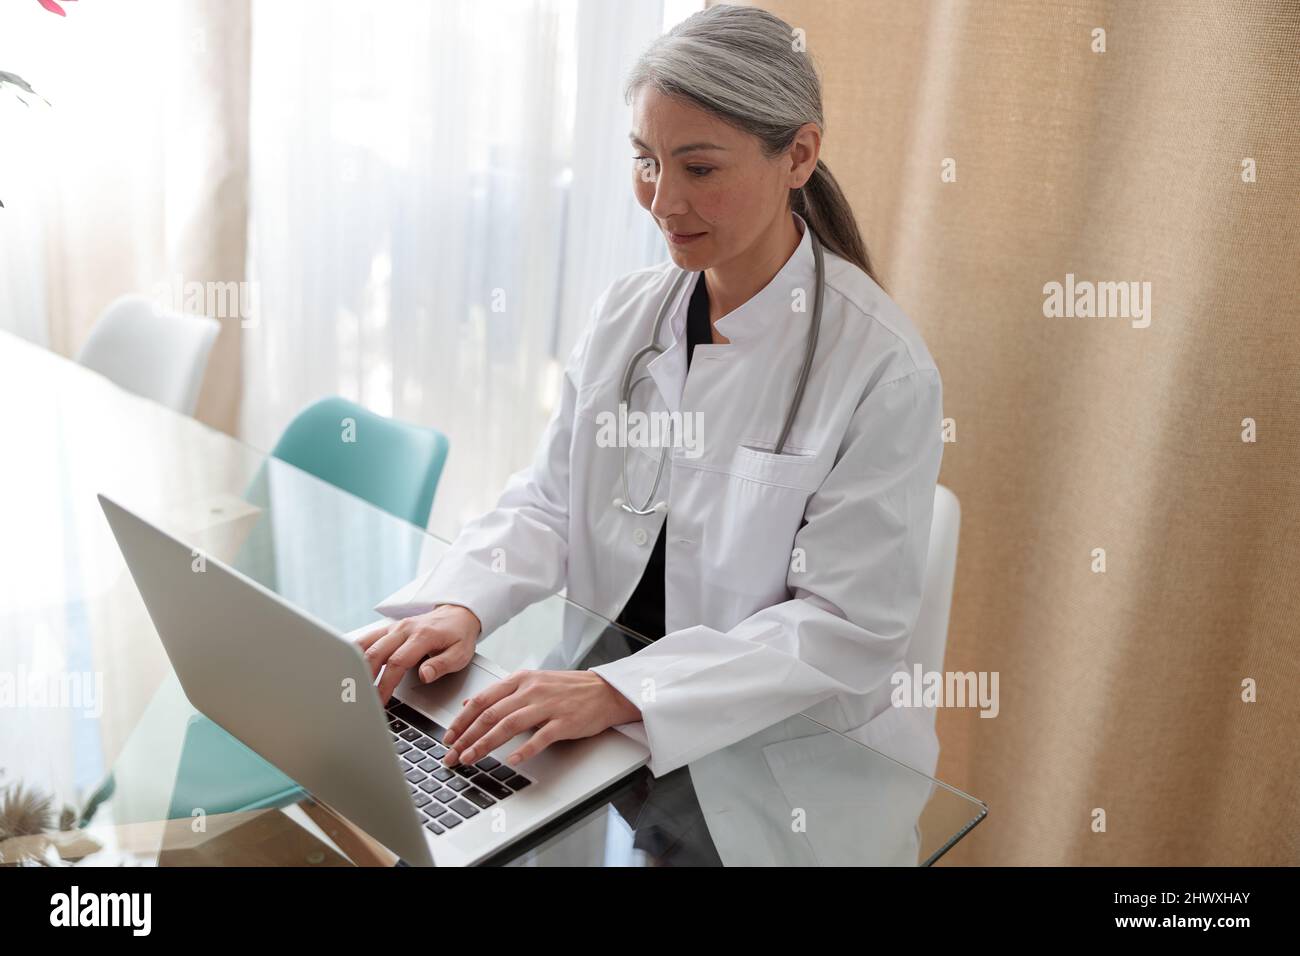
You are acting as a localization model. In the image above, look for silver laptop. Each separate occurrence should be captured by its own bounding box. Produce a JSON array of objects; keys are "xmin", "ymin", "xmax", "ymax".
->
[{"xmin": 98, "ymin": 493, "xmax": 650, "ymax": 866}]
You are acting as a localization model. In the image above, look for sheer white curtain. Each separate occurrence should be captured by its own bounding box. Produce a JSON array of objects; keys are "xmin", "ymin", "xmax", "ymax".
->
[
  {"xmin": 243, "ymin": 0, "xmax": 687, "ymax": 539},
  {"xmin": 0, "ymin": 0, "xmax": 250, "ymax": 430}
]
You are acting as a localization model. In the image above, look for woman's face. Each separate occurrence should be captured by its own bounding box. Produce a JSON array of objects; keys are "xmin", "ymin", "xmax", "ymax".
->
[{"xmin": 630, "ymin": 86, "xmax": 813, "ymax": 273}]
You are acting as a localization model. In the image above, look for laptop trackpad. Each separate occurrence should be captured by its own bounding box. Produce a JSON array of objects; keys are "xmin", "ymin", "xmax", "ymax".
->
[{"xmin": 391, "ymin": 662, "xmax": 516, "ymax": 739}]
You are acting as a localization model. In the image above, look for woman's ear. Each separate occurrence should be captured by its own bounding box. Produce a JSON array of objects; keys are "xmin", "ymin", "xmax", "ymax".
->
[{"xmin": 787, "ymin": 123, "xmax": 822, "ymax": 190}]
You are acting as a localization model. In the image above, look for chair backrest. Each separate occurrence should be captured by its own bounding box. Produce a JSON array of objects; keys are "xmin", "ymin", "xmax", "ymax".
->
[
  {"xmin": 77, "ymin": 294, "xmax": 220, "ymax": 416},
  {"xmin": 271, "ymin": 396, "xmax": 450, "ymax": 528},
  {"xmin": 908, "ymin": 484, "xmax": 962, "ymax": 727}
]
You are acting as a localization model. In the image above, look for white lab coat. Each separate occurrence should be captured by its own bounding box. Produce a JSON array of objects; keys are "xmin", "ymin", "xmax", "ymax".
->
[{"xmin": 375, "ymin": 213, "xmax": 944, "ymax": 861}]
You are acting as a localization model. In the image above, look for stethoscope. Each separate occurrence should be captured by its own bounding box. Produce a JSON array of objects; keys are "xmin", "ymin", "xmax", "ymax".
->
[{"xmin": 614, "ymin": 226, "xmax": 826, "ymax": 516}]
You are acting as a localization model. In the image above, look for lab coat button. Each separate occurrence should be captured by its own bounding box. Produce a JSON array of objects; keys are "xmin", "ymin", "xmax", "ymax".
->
[{"xmin": 632, "ymin": 527, "xmax": 648, "ymax": 546}]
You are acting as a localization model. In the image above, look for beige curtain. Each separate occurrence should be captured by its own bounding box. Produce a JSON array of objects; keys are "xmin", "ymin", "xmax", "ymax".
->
[{"xmin": 734, "ymin": 0, "xmax": 1300, "ymax": 864}]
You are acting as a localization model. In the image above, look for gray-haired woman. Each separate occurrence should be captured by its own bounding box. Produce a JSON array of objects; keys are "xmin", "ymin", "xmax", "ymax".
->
[{"xmin": 364, "ymin": 5, "xmax": 943, "ymax": 861}]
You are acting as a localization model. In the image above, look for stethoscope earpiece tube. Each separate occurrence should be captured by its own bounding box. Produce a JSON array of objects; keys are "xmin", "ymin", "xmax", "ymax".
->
[{"xmin": 774, "ymin": 229, "xmax": 824, "ymax": 456}]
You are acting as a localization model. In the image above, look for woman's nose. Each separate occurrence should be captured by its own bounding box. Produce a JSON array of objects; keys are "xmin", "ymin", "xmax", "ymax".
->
[{"xmin": 649, "ymin": 169, "xmax": 687, "ymax": 221}]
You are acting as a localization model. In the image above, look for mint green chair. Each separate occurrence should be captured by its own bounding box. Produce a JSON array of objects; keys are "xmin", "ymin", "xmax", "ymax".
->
[
  {"xmin": 149, "ymin": 398, "xmax": 449, "ymax": 826},
  {"xmin": 271, "ymin": 396, "xmax": 450, "ymax": 528},
  {"xmin": 167, "ymin": 713, "xmax": 304, "ymax": 821}
]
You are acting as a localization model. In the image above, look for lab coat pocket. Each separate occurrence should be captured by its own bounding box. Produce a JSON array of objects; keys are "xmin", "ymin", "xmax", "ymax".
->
[
  {"xmin": 759, "ymin": 709, "xmax": 935, "ymax": 866},
  {"xmin": 685, "ymin": 441, "xmax": 824, "ymax": 600},
  {"xmin": 688, "ymin": 463, "xmax": 809, "ymax": 601},
  {"xmin": 843, "ymin": 701, "xmax": 940, "ymax": 779},
  {"xmin": 731, "ymin": 438, "xmax": 824, "ymax": 492}
]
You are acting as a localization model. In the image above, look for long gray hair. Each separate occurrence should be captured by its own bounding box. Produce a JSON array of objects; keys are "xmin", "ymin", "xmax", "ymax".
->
[{"xmin": 625, "ymin": 3, "xmax": 880, "ymax": 287}]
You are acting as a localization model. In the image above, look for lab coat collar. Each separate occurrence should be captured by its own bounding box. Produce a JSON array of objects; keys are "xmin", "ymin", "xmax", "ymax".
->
[
  {"xmin": 712, "ymin": 210, "xmax": 816, "ymax": 346},
  {"xmin": 645, "ymin": 212, "xmax": 816, "ymax": 414}
]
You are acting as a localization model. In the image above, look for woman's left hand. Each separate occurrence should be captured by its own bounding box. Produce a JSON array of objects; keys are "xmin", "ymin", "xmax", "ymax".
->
[{"xmin": 443, "ymin": 670, "xmax": 642, "ymax": 768}]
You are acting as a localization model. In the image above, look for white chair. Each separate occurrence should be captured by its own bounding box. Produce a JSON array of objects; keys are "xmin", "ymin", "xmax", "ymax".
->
[
  {"xmin": 906, "ymin": 484, "xmax": 961, "ymax": 859},
  {"xmin": 912, "ymin": 484, "xmax": 962, "ymax": 729},
  {"xmin": 76, "ymin": 295, "xmax": 220, "ymax": 416}
]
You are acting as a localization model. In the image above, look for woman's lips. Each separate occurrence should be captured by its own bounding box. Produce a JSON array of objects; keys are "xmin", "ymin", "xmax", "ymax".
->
[{"xmin": 668, "ymin": 230, "xmax": 707, "ymax": 246}]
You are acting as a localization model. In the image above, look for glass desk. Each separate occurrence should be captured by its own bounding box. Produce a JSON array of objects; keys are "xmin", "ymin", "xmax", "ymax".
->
[{"xmin": 0, "ymin": 331, "xmax": 986, "ymax": 866}]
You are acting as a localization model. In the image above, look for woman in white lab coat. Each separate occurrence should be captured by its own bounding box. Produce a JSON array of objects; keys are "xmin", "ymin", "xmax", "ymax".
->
[{"xmin": 360, "ymin": 4, "xmax": 944, "ymax": 860}]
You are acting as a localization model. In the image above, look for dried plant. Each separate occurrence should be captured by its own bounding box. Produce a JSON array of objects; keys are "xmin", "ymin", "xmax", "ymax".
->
[{"xmin": 0, "ymin": 775, "xmax": 81, "ymax": 866}]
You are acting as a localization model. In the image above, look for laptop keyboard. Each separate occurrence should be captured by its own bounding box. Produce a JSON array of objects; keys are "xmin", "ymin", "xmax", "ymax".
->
[{"xmin": 385, "ymin": 699, "xmax": 533, "ymax": 838}]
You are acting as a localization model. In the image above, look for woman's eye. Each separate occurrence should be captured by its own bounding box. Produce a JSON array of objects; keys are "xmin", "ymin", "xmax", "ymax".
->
[{"xmin": 687, "ymin": 166, "xmax": 713, "ymax": 178}]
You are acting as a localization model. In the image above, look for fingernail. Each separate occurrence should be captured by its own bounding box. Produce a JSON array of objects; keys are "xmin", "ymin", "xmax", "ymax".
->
[
  {"xmin": 508, "ymin": 754, "xmax": 521, "ymax": 765},
  {"xmin": 461, "ymin": 749, "xmax": 475, "ymax": 762},
  {"xmin": 444, "ymin": 731, "xmax": 457, "ymax": 745}
]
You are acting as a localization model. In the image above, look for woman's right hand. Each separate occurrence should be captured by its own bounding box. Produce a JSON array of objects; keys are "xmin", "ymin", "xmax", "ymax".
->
[{"xmin": 355, "ymin": 604, "xmax": 483, "ymax": 706}]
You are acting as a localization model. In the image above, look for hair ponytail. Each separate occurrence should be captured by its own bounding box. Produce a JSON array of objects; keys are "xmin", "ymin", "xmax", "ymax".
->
[{"xmin": 793, "ymin": 159, "xmax": 880, "ymax": 288}]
